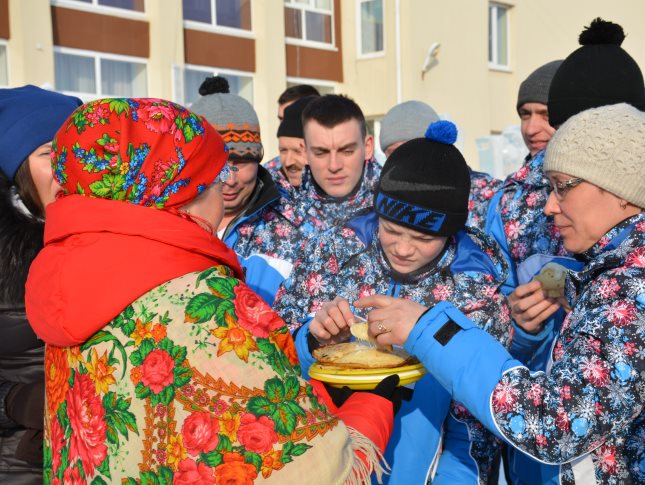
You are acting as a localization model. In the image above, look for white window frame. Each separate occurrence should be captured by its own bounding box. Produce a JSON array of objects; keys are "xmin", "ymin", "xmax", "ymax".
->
[
  {"xmin": 50, "ymin": 0, "xmax": 146, "ymax": 20},
  {"xmin": 181, "ymin": 64, "xmax": 255, "ymax": 106},
  {"xmin": 183, "ymin": 0, "xmax": 254, "ymax": 39},
  {"xmin": 0, "ymin": 39, "xmax": 8, "ymax": 87},
  {"xmin": 286, "ymin": 76, "xmax": 336, "ymax": 95},
  {"xmin": 488, "ymin": 2, "xmax": 511, "ymax": 71},
  {"xmin": 356, "ymin": 0, "xmax": 384, "ymax": 59},
  {"xmin": 54, "ymin": 46, "xmax": 148, "ymax": 99},
  {"xmin": 284, "ymin": 0, "xmax": 337, "ymax": 50}
]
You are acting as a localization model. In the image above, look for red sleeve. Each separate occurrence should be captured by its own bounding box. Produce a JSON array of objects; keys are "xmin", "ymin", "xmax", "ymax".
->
[{"xmin": 308, "ymin": 379, "xmax": 393, "ymax": 453}]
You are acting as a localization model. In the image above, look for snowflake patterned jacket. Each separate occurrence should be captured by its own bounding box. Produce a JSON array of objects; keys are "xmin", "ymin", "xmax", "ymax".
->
[
  {"xmin": 274, "ymin": 211, "xmax": 513, "ymax": 484},
  {"xmin": 407, "ymin": 212, "xmax": 645, "ymax": 485},
  {"xmin": 293, "ymin": 159, "xmax": 382, "ymax": 236},
  {"xmin": 222, "ymin": 165, "xmax": 311, "ymax": 305}
]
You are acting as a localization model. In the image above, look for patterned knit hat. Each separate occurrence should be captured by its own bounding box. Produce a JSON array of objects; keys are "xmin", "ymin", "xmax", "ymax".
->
[
  {"xmin": 52, "ymin": 98, "xmax": 228, "ymax": 208},
  {"xmin": 374, "ymin": 120, "xmax": 470, "ymax": 236},
  {"xmin": 516, "ymin": 60, "xmax": 562, "ymax": 112},
  {"xmin": 0, "ymin": 85, "xmax": 81, "ymax": 180},
  {"xmin": 191, "ymin": 76, "xmax": 263, "ymax": 162},
  {"xmin": 379, "ymin": 100, "xmax": 440, "ymax": 152},
  {"xmin": 548, "ymin": 18, "xmax": 645, "ymax": 127},
  {"xmin": 544, "ymin": 103, "xmax": 645, "ymax": 208}
]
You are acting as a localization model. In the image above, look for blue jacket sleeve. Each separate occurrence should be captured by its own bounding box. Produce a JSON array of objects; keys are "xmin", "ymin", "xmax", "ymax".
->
[{"xmin": 404, "ymin": 301, "xmax": 521, "ymax": 437}]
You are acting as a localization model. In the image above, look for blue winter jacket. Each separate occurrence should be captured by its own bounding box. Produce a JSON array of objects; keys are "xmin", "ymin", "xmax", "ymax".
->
[
  {"xmin": 274, "ymin": 211, "xmax": 512, "ymax": 484},
  {"xmin": 407, "ymin": 213, "xmax": 645, "ymax": 485},
  {"xmin": 222, "ymin": 166, "xmax": 310, "ymax": 305}
]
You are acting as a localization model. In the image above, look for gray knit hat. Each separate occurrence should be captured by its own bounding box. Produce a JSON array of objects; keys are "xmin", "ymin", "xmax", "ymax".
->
[
  {"xmin": 191, "ymin": 76, "xmax": 263, "ymax": 161},
  {"xmin": 544, "ymin": 103, "xmax": 645, "ymax": 208},
  {"xmin": 380, "ymin": 100, "xmax": 439, "ymax": 152},
  {"xmin": 516, "ymin": 60, "xmax": 563, "ymax": 112}
]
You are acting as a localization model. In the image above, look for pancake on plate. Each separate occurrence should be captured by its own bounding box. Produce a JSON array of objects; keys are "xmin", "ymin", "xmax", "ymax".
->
[{"xmin": 313, "ymin": 341, "xmax": 417, "ymax": 369}]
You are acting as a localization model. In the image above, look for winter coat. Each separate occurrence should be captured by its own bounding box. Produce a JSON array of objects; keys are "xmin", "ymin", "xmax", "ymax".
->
[
  {"xmin": 25, "ymin": 195, "xmax": 393, "ymax": 484},
  {"xmin": 274, "ymin": 211, "xmax": 512, "ymax": 484},
  {"xmin": 406, "ymin": 212, "xmax": 645, "ymax": 485},
  {"xmin": 0, "ymin": 181, "xmax": 44, "ymax": 485},
  {"xmin": 485, "ymin": 151, "xmax": 582, "ymax": 483},
  {"xmin": 467, "ymin": 169, "xmax": 503, "ymax": 232},
  {"xmin": 223, "ymin": 165, "xmax": 310, "ymax": 305}
]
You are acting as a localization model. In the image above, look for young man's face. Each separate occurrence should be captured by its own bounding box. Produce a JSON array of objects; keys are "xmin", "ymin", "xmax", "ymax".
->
[
  {"xmin": 303, "ymin": 118, "xmax": 374, "ymax": 198},
  {"xmin": 519, "ymin": 102, "xmax": 556, "ymax": 156}
]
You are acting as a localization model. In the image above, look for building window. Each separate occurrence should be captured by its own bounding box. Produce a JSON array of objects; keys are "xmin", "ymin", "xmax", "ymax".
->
[
  {"xmin": 0, "ymin": 43, "xmax": 8, "ymax": 86},
  {"xmin": 358, "ymin": 0, "xmax": 383, "ymax": 56},
  {"xmin": 54, "ymin": 49, "xmax": 147, "ymax": 98},
  {"xmin": 184, "ymin": 67, "xmax": 253, "ymax": 106},
  {"xmin": 58, "ymin": 0, "xmax": 144, "ymax": 11},
  {"xmin": 488, "ymin": 3, "xmax": 509, "ymax": 68},
  {"xmin": 183, "ymin": 0, "xmax": 252, "ymax": 30},
  {"xmin": 284, "ymin": 0, "xmax": 333, "ymax": 45}
]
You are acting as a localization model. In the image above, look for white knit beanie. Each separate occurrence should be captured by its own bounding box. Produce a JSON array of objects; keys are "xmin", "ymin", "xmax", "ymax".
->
[{"xmin": 544, "ymin": 103, "xmax": 645, "ymax": 208}]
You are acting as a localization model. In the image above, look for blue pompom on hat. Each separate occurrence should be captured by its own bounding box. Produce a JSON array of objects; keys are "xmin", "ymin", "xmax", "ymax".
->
[
  {"xmin": 0, "ymin": 85, "xmax": 82, "ymax": 180},
  {"xmin": 424, "ymin": 119, "xmax": 458, "ymax": 145},
  {"xmin": 374, "ymin": 119, "xmax": 470, "ymax": 237}
]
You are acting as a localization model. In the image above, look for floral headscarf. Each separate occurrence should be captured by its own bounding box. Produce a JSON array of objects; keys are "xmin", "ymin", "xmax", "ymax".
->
[{"xmin": 52, "ymin": 98, "xmax": 228, "ymax": 209}]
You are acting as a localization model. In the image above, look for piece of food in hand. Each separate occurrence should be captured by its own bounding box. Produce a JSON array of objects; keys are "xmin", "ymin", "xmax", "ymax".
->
[
  {"xmin": 313, "ymin": 342, "xmax": 417, "ymax": 369},
  {"xmin": 533, "ymin": 262, "xmax": 567, "ymax": 298},
  {"xmin": 350, "ymin": 320, "xmax": 392, "ymax": 351}
]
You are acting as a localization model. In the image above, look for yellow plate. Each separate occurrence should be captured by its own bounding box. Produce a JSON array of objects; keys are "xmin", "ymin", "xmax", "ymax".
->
[{"xmin": 309, "ymin": 362, "xmax": 426, "ymax": 390}]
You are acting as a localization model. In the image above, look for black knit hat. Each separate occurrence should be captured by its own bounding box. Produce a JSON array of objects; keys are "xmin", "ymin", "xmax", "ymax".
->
[
  {"xmin": 277, "ymin": 96, "xmax": 316, "ymax": 138},
  {"xmin": 374, "ymin": 120, "xmax": 470, "ymax": 237},
  {"xmin": 548, "ymin": 18, "xmax": 645, "ymax": 128}
]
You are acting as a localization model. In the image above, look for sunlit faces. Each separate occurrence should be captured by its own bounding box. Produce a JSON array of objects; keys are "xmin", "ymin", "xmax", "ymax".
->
[
  {"xmin": 519, "ymin": 103, "xmax": 556, "ymax": 156},
  {"xmin": 28, "ymin": 142, "xmax": 62, "ymax": 207},
  {"xmin": 378, "ymin": 218, "xmax": 448, "ymax": 274},
  {"xmin": 304, "ymin": 119, "xmax": 374, "ymax": 198},
  {"xmin": 544, "ymin": 171, "xmax": 639, "ymax": 254},
  {"xmin": 278, "ymin": 136, "xmax": 307, "ymax": 187},
  {"xmin": 221, "ymin": 158, "xmax": 259, "ymax": 217}
]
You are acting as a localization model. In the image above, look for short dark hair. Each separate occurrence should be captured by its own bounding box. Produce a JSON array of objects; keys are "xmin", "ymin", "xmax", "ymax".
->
[
  {"xmin": 14, "ymin": 160, "xmax": 44, "ymax": 218},
  {"xmin": 302, "ymin": 94, "xmax": 367, "ymax": 138},
  {"xmin": 278, "ymin": 84, "xmax": 320, "ymax": 105}
]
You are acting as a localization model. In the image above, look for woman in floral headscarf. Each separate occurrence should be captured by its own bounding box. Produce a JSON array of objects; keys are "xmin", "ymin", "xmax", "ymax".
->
[{"xmin": 25, "ymin": 98, "xmax": 393, "ymax": 485}]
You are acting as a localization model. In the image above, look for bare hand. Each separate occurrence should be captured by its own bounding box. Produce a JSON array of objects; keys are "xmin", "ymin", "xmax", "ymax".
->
[
  {"xmin": 509, "ymin": 281, "xmax": 561, "ymax": 334},
  {"xmin": 310, "ymin": 297, "xmax": 356, "ymax": 345},
  {"xmin": 354, "ymin": 295, "xmax": 427, "ymax": 347}
]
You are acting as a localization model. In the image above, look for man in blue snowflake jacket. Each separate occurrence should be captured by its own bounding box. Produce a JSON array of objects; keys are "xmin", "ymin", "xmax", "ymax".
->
[
  {"xmin": 293, "ymin": 94, "xmax": 381, "ymax": 235},
  {"xmin": 191, "ymin": 77, "xmax": 312, "ymax": 305},
  {"xmin": 274, "ymin": 121, "xmax": 512, "ymax": 484},
  {"xmin": 357, "ymin": 103, "xmax": 645, "ymax": 485}
]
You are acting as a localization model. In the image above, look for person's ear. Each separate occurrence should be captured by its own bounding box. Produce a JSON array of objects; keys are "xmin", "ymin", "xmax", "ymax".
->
[{"xmin": 364, "ymin": 134, "xmax": 374, "ymax": 161}]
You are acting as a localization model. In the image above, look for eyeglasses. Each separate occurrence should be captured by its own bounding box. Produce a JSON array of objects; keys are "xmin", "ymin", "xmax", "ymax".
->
[
  {"xmin": 551, "ymin": 177, "xmax": 584, "ymax": 199},
  {"xmin": 213, "ymin": 162, "xmax": 239, "ymax": 185}
]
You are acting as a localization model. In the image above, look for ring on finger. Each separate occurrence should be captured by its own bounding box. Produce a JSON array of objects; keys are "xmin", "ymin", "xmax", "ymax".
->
[{"xmin": 376, "ymin": 322, "xmax": 390, "ymax": 333}]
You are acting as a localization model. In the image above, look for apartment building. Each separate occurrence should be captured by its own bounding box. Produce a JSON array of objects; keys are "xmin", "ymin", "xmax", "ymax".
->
[{"xmin": 2, "ymin": 0, "xmax": 645, "ymax": 167}]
